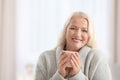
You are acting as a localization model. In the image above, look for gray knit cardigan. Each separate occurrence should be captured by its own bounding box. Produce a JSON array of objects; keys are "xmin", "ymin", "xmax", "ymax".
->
[{"xmin": 35, "ymin": 45, "xmax": 112, "ymax": 80}]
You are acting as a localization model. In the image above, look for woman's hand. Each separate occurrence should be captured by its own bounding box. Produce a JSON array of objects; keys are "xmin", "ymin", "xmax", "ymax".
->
[
  {"xmin": 58, "ymin": 51, "xmax": 70, "ymax": 77},
  {"xmin": 69, "ymin": 52, "xmax": 82, "ymax": 76}
]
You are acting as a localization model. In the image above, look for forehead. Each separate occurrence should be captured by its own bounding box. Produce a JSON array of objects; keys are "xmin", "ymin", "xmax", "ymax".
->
[{"xmin": 70, "ymin": 16, "xmax": 88, "ymax": 27}]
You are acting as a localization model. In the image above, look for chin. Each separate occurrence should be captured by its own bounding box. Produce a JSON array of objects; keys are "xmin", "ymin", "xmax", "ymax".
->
[{"xmin": 74, "ymin": 44, "xmax": 85, "ymax": 49}]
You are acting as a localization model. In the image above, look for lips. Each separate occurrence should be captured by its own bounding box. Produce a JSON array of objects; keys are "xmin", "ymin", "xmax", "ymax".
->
[{"xmin": 72, "ymin": 38, "xmax": 82, "ymax": 42}]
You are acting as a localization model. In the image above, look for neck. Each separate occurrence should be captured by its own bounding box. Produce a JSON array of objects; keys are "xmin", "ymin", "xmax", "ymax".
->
[{"xmin": 64, "ymin": 45, "xmax": 80, "ymax": 52}]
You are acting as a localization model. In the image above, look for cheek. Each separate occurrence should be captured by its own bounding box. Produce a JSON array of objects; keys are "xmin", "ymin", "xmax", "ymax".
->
[
  {"xmin": 66, "ymin": 30, "xmax": 73, "ymax": 38},
  {"xmin": 83, "ymin": 34, "xmax": 89, "ymax": 41}
]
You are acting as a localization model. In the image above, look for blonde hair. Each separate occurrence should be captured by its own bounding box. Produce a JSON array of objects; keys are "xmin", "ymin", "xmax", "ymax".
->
[{"xmin": 56, "ymin": 12, "xmax": 97, "ymax": 48}]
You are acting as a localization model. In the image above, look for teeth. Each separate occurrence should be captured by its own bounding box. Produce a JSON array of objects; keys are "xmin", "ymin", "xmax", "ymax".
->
[
  {"xmin": 73, "ymin": 38, "xmax": 81, "ymax": 42},
  {"xmin": 74, "ymin": 39, "xmax": 79, "ymax": 40}
]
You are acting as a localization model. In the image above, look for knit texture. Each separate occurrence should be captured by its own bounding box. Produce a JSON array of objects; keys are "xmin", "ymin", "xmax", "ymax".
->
[{"xmin": 35, "ymin": 45, "xmax": 112, "ymax": 80}]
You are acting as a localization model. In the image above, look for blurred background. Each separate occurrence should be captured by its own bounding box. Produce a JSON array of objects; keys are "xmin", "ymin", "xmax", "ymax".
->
[{"xmin": 0, "ymin": 0, "xmax": 120, "ymax": 80}]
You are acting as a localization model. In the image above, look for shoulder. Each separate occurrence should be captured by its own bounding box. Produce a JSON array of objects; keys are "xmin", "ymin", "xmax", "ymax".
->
[
  {"xmin": 88, "ymin": 48, "xmax": 108, "ymax": 70},
  {"xmin": 37, "ymin": 49, "xmax": 57, "ymax": 67},
  {"xmin": 87, "ymin": 48, "xmax": 111, "ymax": 80},
  {"xmin": 85, "ymin": 48, "xmax": 107, "ymax": 71},
  {"xmin": 35, "ymin": 49, "xmax": 57, "ymax": 79},
  {"xmin": 87, "ymin": 48, "xmax": 106, "ymax": 62},
  {"xmin": 40, "ymin": 49, "xmax": 56, "ymax": 57},
  {"xmin": 80, "ymin": 46, "xmax": 106, "ymax": 66},
  {"xmin": 38, "ymin": 49, "xmax": 56, "ymax": 61}
]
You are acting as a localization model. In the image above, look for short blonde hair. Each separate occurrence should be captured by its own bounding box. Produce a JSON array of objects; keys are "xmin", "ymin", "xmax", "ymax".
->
[{"xmin": 56, "ymin": 12, "xmax": 97, "ymax": 48}]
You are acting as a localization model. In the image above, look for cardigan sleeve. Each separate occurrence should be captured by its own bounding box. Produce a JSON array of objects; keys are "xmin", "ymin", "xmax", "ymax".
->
[
  {"xmin": 35, "ymin": 54, "xmax": 66, "ymax": 80},
  {"xmin": 69, "ymin": 71, "xmax": 88, "ymax": 80},
  {"xmin": 92, "ymin": 59, "xmax": 112, "ymax": 80},
  {"xmin": 35, "ymin": 54, "xmax": 47, "ymax": 80},
  {"xmin": 85, "ymin": 49, "xmax": 112, "ymax": 80}
]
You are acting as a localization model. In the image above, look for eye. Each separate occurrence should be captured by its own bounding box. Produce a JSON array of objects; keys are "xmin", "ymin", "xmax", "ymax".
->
[
  {"xmin": 69, "ymin": 25, "xmax": 76, "ymax": 30},
  {"xmin": 82, "ymin": 29, "xmax": 88, "ymax": 32},
  {"xmin": 69, "ymin": 27, "xmax": 75, "ymax": 30}
]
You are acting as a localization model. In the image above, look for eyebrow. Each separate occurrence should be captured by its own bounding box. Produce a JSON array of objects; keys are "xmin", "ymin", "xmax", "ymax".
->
[
  {"xmin": 70, "ymin": 25, "xmax": 77, "ymax": 27},
  {"xmin": 70, "ymin": 25, "xmax": 88, "ymax": 30}
]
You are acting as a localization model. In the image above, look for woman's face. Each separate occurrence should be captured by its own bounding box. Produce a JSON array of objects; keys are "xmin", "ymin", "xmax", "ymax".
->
[{"xmin": 65, "ymin": 16, "xmax": 89, "ymax": 51}]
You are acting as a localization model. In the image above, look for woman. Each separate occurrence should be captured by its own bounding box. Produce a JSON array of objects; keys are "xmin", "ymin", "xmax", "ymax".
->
[{"xmin": 35, "ymin": 12, "xmax": 112, "ymax": 80}]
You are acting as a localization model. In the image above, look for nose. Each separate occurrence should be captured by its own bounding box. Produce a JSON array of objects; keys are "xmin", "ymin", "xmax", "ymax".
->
[{"xmin": 75, "ymin": 29, "xmax": 82, "ymax": 37}]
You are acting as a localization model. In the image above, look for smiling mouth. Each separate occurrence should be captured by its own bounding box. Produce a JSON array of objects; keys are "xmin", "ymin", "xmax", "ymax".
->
[{"xmin": 72, "ymin": 38, "xmax": 82, "ymax": 42}]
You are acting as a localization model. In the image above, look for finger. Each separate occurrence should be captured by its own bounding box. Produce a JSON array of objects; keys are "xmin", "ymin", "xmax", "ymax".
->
[
  {"xmin": 70, "ymin": 59, "xmax": 74, "ymax": 67},
  {"xmin": 59, "ymin": 51, "xmax": 68, "ymax": 63},
  {"xmin": 76, "ymin": 52, "xmax": 80, "ymax": 57},
  {"xmin": 73, "ymin": 52, "xmax": 80, "ymax": 62},
  {"xmin": 59, "ymin": 61, "xmax": 69, "ymax": 74},
  {"xmin": 59, "ymin": 54, "xmax": 69, "ymax": 68},
  {"xmin": 73, "ymin": 53, "xmax": 81, "ymax": 66},
  {"xmin": 58, "ymin": 62, "xmax": 68, "ymax": 77},
  {"xmin": 59, "ymin": 54, "xmax": 67, "ymax": 61},
  {"xmin": 71, "ymin": 55, "xmax": 79, "ymax": 68},
  {"xmin": 60, "ymin": 51, "xmax": 65, "ymax": 58},
  {"xmin": 62, "ymin": 61, "xmax": 69, "ymax": 68},
  {"xmin": 59, "ymin": 57, "xmax": 68, "ymax": 67},
  {"xmin": 75, "ymin": 52, "xmax": 82, "ymax": 66}
]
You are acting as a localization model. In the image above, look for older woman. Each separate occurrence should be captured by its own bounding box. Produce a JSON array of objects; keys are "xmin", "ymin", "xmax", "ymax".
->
[{"xmin": 35, "ymin": 12, "xmax": 112, "ymax": 80}]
